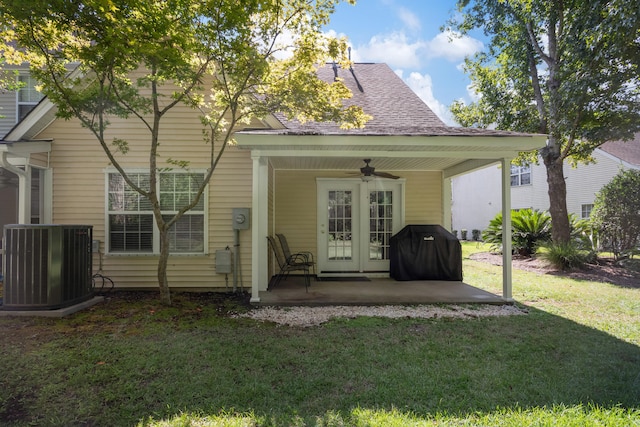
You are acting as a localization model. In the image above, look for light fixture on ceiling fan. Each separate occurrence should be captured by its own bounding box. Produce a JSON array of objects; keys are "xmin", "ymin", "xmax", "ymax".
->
[{"xmin": 348, "ymin": 159, "xmax": 401, "ymax": 181}]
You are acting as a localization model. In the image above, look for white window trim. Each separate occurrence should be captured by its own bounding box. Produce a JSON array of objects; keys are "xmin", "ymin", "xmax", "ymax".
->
[
  {"xmin": 581, "ymin": 203, "xmax": 594, "ymax": 219},
  {"xmin": 104, "ymin": 168, "xmax": 209, "ymax": 255},
  {"xmin": 510, "ymin": 164, "xmax": 532, "ymax": 187},
  {"xmin": 16, "ymin": 72, "xmax": 44, "ymax": 123}
]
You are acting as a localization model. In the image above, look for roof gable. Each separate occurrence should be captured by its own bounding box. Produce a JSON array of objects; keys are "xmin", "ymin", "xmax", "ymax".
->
[{"xmin": 599, "ymin": 133, "xmax": 640, "ymax": 167}]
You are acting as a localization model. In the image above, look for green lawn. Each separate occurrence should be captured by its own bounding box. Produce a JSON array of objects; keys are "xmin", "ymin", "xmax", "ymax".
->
[{"xmin": 1, "ymin": 242, "xmax": 638, "ymax": 426}]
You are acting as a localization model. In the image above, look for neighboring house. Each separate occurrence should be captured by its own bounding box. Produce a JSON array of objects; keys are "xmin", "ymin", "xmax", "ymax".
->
[
  {"xmin": 1, "ymin": 63, "xmax": 545, "ymax": 302},
  {"xmin": 451, "ymin": 134, "xmax": 640, "ymax": 235}
]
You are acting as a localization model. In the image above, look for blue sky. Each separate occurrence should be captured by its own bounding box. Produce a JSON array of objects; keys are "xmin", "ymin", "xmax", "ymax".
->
[{"xmin": 325, "ymin": 0, "xmax": 486, "ymax": 125}]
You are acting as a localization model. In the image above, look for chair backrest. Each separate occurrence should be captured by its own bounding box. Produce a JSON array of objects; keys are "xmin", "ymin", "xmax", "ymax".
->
[
  {"xmin": 267, "ymin": 236, "xmax": 286, "ymax": 269},
  {"xmin": 276, "ymin": 234, "xmax": 292, "ymax": 259}
]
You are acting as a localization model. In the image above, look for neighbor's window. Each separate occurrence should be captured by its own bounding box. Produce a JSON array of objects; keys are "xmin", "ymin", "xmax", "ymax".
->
[
  {"xmin": 107, "ymin": 172, "xmax": 206, "ymax": 254},
  {"xmin": 581, "ymin": 204, "xmax": 594, "ymax": 219},
  {"xmin": 510, "ymin": 164, "xmax": 531, "ymax": 186},
  {"xmin": 17, "ymin": 73, "xmax": 44, "ymax": 121}
]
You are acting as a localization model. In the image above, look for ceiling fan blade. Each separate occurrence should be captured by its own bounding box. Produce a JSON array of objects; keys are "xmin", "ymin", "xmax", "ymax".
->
[{"xmin": 372, "ymin": 171, "xmax": 400, "ymax": 179}]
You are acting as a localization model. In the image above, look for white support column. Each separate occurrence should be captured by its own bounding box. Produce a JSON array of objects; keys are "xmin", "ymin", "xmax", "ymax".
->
[
  {"xmin": 1, "ymin": 153, "xmax": 31, "ymax": 224},
  {"xmin": 442, "ymin": 175, "xmax": 452, "ymax": 231},
  {"xmin": 250, "ymin": 155, "xmax": 269, "ymax": 303},
  {"xmin": 501, "ymin": 158, "xmax": 513, "ymax": 301}
]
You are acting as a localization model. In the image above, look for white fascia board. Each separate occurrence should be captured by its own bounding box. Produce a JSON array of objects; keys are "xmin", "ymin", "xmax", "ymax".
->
[
  {"xmin": 0, "ymin": 140, "xmax": 52, "ymax": 156},
  {"xmin": 235, "ymin": 133, "xmax": 547, "ymax": 152},
  {"xmin": 4, "ymin": 99, "xmax": 58, "ymax": 142},
  {"xmin": 0, "ymin": 140, "xmax": 52, "ymax": 155},
  {"xmin": 249, "ymin": 149, "xmax": 530, "ymax": 160},
  {"xmin": 5, "ymin": 65, "xmax": 83, "ymax": 142}
]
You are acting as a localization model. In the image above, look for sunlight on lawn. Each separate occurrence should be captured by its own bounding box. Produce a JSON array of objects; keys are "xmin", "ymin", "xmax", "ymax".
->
[
  {"xmin": 461, "ymin": 242, "xmax": 640, "ymax": 345},
  {"xmin": 141, "ymin": 405, "xmax": 640, "ymax": 426}
]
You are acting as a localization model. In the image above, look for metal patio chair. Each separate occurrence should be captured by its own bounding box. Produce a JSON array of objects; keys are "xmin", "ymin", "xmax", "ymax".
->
[
  {"xmin": 267, "ymin": 236, "xmax": 310, "ymax": 291},
  {"xmin": 276, "ymin": 233, "xmax": 316, "ymax": 278}
]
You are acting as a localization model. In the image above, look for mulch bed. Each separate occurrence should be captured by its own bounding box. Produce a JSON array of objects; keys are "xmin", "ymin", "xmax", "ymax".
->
[{"xmin": 469, "ymin": 252, "xmax": 640, "ymax": 288}]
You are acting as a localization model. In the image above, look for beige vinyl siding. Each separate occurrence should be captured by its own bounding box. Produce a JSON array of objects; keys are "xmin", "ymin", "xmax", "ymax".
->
[
  {"xmin": 274, "ymin": 169, "xmax": 444, "ymax": 265},
  {"xmin": 274, "ymin": 170, "xmax": 320, "ymax": 260},
  {"xmin": 403, "ymin": 171, "xmax": 443, "ymax": 224},
  {"xmin": 33, "ymin": 100, "xmax": 253, "ymax": 290}
]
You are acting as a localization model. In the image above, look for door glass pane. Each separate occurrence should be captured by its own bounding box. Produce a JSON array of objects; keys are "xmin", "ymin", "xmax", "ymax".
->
[
  {"xmin": 369, "ymin": 190, "xmax": 393, "ymax": 260},
  {"xmin": 328, "ymin": 190, "xmax": 352, "ymax": 260}
]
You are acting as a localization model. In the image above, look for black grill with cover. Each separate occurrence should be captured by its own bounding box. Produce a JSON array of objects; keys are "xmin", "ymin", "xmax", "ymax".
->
[{"xmin": 390, "ymin": 225, "xmax": 462, "ymax": 281}]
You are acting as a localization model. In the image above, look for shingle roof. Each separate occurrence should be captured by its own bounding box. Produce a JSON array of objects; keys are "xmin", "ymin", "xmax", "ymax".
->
[
  {"xmin": 599, "ymin": 133, "xmax": 640, "ymax": 167},
  {"xmin": 260, "ymin": 63, "xmax": 540, "ymax": 138},
  {"xmin": 273, "ymin": 62, "xmax": 446, "ymax": 133}
]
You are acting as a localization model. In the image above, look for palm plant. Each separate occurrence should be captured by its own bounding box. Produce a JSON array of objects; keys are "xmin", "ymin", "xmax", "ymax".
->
[{"xmin": 483, "ymin": 209, "xmax": 552, "ymax": 257}]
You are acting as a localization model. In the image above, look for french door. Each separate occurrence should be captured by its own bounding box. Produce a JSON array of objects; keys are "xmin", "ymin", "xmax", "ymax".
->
[{"xmin": 317, "ymin": 179, "xmax": 403, "ymax": 275}]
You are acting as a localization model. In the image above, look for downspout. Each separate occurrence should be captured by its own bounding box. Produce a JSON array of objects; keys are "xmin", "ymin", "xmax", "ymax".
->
[{"xmin": 0, "ymin": 152, "xmax": 31, "ymax": 224}]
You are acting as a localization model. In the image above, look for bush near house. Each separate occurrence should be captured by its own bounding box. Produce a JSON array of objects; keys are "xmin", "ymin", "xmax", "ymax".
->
[
  {"xmin": 483, "ymin": 209, "xmax": 551, "ymax": 257},
  {"xmin": 540, "ymin": 241, "xmax": 596, "ymax": 270},
  {"xmin": 591, "ymin": 169, "xmax": 640, "ymax": 260}
]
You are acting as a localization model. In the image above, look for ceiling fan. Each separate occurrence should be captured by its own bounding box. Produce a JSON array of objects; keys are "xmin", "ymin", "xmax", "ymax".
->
[{"xmin": 349, "ymin": 159, "xmax": 400, "ymax": 181}]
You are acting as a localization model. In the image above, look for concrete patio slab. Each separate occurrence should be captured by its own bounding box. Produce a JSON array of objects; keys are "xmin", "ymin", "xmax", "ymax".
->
[{"xmin": 257, "ymin": 276, "xmax": 505, "ymax": 306}]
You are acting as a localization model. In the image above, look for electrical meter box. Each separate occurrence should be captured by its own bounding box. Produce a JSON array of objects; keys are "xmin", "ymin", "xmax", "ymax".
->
[
  {"xmin": 232, "ymin": 208, "xmax": 250, "ymax": 230},
  {"xmin": 215, "ymin": 249, "xmax": 232, "ymax": 274}
]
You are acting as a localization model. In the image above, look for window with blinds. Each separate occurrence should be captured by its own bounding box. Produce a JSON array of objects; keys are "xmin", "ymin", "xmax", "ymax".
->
[{"xmin": 107, "ymin": 172, "xmax": 206, "ymax": 253}]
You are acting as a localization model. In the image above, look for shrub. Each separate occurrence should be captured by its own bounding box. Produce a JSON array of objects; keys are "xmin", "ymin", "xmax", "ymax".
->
[
  {"xmin": 472, "ymin": 229, "xmax": 481, "ymax": 241},
  {"xmin": 461, "ymin": 229, "xmax": 468, "ymax": 240},
  {"xmin": 591, "ymin": 169, "xmax": 640, "ymax": 260},
  {"xmin": 569, "ymin": 214, "xmax": 600, "ymax": 252},
  {"xmin": 511, "ymin": 209, "xmax": 552, "ymax": 256},
  {"xmin": 541, "ymin": 241, "xmax": 595, "ymax": 270},
  {"xmin": 482, "ymin": 209, "xmax": 552, "ymax": 256},
  {"xmin": 482, "ymin": 212, "xmax": 504, "ymax": 252}
]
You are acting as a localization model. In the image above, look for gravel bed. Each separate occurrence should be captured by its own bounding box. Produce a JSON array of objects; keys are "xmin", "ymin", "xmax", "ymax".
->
[{"xmin": 237, "ymin": 304, "xmax": 527, "ymax": 327}]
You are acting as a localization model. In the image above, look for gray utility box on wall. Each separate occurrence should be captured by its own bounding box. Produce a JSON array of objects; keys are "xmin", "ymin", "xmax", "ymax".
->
[
  {"xmin": 232, "ymin": 208, "xmax": 250, "ymax": 230},
  {"xmin": 2, "ymin": 225, "xmax": 94, "ymax": 310}
]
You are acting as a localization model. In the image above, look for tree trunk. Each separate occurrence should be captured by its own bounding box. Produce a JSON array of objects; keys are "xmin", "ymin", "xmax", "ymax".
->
[
  {"xmin": 543, "ymin": 152, "xmax": 571, "ymax": 244},
  {"xmin": 158, "ymin": 228, "xmax": 172, "ymax": 305}
]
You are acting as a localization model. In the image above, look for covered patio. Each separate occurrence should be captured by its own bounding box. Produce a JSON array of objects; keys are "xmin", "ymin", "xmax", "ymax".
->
[
  {"xmin": 235, "ymin": 64, "xmax": 547, "ymax": 304},
  {"xmin": 257, "ymin": 276, "xmax": 504, "ymax": 306}
]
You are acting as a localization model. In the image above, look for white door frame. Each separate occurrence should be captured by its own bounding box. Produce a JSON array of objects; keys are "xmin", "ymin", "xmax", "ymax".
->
[{"xmin": 316, "ymin": 178, "xmax": 404, "ymax": 276}]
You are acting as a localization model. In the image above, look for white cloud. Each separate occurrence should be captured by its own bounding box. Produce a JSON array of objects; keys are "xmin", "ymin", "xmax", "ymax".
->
[
  {"xmin": 351, "ymin": 32, "xmax": 425, "ymax": 69},
  {"xmin": 401, "ymin": 71, "xmax": 457, "ymax": 126},
  {"xmin": 350, "ymin": 29, "xmax": 483, "ymax": 71},
  {"xmin": 397, "ymin": 7, "xmax": 421, "ymax": 33},
  {"xmin": 426, "ymin": 30, "xmax": 483, "ymax": 61}
]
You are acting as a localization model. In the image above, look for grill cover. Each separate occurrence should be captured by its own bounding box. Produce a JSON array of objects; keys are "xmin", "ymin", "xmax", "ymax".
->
[{"xmin": 390, "ymin": 225, "xmax": 462, "ymax": 281}]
